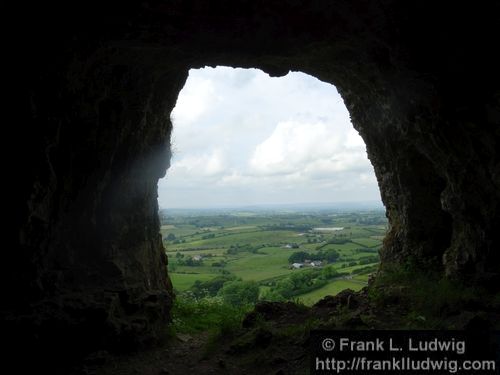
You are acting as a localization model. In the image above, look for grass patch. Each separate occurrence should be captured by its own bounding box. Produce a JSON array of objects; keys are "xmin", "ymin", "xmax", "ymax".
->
[
  {"xmin": 350, "ymin": 237, "xmax": 381, "ymax": 247},
  {"xmin": 171, "ymin": 295, "xmax": 251, "ymax": 336},
  {"xmin": 225, "ymin": 247, "xmax": 295, "ymax": 281},
  {"xmin": 169, "ymin": 273, "xmax": 216, "ymax": 292},
  {"xmin": 370, "ymin": 264, "xmax": 489, "ymax": 327},
  {"xmin": 297, "ymin": 279, "xmax": 365, "ymax": 305},
  {"xmin": 164, "ymin": 210, "xmax": 385, "ymax": 305}
]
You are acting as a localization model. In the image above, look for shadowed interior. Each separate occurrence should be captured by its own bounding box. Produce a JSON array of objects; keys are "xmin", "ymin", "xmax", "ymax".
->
[{"xmin": 5, "ymin": 0, "xmax": 499, "ymax": 369}]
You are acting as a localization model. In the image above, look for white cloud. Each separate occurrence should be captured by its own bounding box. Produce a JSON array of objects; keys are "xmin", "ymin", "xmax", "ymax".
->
[
  {"xmin": 249, "ymin": 120, "xmax": 371, "ymax": 179},
  {"xmin": 157, "ymin": 66, "xmax": 381, "ymax": 208},
  {"xmin": 170, "ymin": 74, "xmax": 217, "ymax": 126},
  {"xmin": 250, "ymin": 120, "xmax": 336, "ymax": 175},
  {"xmin": 167, "ymin": 149, "xmax": 227, "ymax": 182}
]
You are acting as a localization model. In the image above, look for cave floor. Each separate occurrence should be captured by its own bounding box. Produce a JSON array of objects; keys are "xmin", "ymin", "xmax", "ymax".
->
[
  {"xmin": 83, "ymin": 311, "xmax": 312, "ymax": 375},
  {"xmin": 81, "ymin": 329, "xmax": 310, "ymax": 375},
  {"xmin": 77, "ymin": 287, "xmax": 499, "ymax": 375},
  {"xmin": 90, "ymin": 331, "xmax": 241, "ymax": 375},
  {"xmin": 79, "ymin": 290, "xmax": 407, "ymax": 375}
]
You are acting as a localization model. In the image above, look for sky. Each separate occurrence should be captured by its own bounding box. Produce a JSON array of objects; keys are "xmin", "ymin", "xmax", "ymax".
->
[{"xmin": 157, "ymin": 66, "xmax": 381, "ymax": 209}]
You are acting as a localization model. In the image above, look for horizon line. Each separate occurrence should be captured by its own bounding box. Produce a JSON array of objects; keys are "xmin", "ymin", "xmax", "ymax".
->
[{"xmin": 159, "ymin": 200, "xmax": 384, "ymax": 210}]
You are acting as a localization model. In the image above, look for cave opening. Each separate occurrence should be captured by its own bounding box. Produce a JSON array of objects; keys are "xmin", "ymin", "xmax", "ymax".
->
[
  {"xmin": 158, "ymin": 66, "xmax": 384, "ymax": 321},
  {"xmin": 8, "ymin": 1, "xmax": 500, "ymax": 372}
]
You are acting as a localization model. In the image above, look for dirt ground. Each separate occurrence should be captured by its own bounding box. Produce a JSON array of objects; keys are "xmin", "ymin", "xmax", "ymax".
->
[{"xmin": 75, "ymin": 288, "xmax": 499, "ymax": 375}]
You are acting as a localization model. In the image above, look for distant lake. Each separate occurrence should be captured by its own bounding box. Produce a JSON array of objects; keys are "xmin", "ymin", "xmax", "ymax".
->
[{"xmin": 313, "ymin": 227, "xmax": 344, "ymax": 231}]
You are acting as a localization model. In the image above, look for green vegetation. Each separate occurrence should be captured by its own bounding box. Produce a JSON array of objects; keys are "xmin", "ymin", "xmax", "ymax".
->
[
  {"xmin": 369, "ymin": 264, "xmax": 496, "ymax": 328},
  {"xmin": 219, "ymin": 280, "xmax": 260, "ymax": 306},
  {"xmin": 161, "ymin": 208, "xmax": 385, "ymax": 307},
  {"xmin": 297, "ymin": 279, "xmax": 365, "ymax": 305},
  {"xmin": 169, "ymin": 273, "xmax": 216, "ymax": 291},
  {"xmin": 171, "ymin": 295, "xmax": 251, "ymax": 337},
  {"xmin": 288, "ymin": 249, "xmax": 340, "ymax": 263}
]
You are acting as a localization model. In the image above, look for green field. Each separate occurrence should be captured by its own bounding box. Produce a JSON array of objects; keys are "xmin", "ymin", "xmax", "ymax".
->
[
  {"xmin": 161, "ymin": 209, "xmax": 385, "ymax": 304},
  {"xmin": 225, "ymin": 247, "xmax": 295, "ymax": 281},
  {"xmin": 170, "ymin": 272, "xmax": 216, "ymax": 291},
  {"xmin": 297, "ymin": 279, "xmax": 365, "ymax": 305}
]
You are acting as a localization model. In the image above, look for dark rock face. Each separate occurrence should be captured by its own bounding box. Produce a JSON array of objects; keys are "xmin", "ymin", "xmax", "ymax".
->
[{"xmin": 5, "ymin": 0, "xmax": 499, "ymax": 364}]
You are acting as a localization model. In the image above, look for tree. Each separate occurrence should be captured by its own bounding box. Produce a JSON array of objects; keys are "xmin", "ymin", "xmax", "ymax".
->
[
  {"xmin": 324, "ymin": 249, "xmax": 340, "ymax": 263},
  {"xmin": 185, "ymin": 258, "xmax": 203, "ymax": 266},
  {"xmin": 190, "ymin": 275, "xmax": 235, "ymax": 298},
  {"xmin": 166, "ymin": 233, "xmax": 176, "ymax": 241},
  {"xmin": 320, "ymin": 266, "xmax": 339, "ymax": 280},
  {"xmin": 275, "ymin": 279, "xmax": 294, "ymax": 298},
  {"xmin": 288, "ymin": 251, "xmax": 308, "ymax": 263},
  {"xmin": 260, "ymin": 289, "xmax": 286, "ymax": 302},
  {"xmin": 218, "ymin": 280, "xmax": 259, "ymax": 306}
]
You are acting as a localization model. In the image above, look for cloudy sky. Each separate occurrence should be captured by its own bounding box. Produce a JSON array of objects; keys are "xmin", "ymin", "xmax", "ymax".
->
[{"xmin": 157, "ymin": 66, "xmax": 381, "ymax": 209}]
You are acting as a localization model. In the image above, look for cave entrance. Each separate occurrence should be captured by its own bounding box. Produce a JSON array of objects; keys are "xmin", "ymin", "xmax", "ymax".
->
[{"xmin": 158, "ymin": 66, "xmax": 384, "ymax": 314}]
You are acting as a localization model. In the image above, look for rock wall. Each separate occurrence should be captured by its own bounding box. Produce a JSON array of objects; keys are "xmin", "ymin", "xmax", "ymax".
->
[
  {"xmin": 5, "ymin": 0, "xmax": 499, "ymax": 364},
  {"xmin": 6, "ymin": 47, "xmax": 188, "ymax": 363}
]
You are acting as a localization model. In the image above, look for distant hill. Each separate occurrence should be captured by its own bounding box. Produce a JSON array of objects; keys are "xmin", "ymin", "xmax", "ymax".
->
[{"xmin": 160, "ymin": 201, "xmax": 384, "ymax": 215}]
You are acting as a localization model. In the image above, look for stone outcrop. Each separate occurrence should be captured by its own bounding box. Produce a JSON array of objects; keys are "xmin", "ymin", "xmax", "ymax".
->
[{"xmin": 5, "ymin": 0, "xmax": 499, "ymax": 367}]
